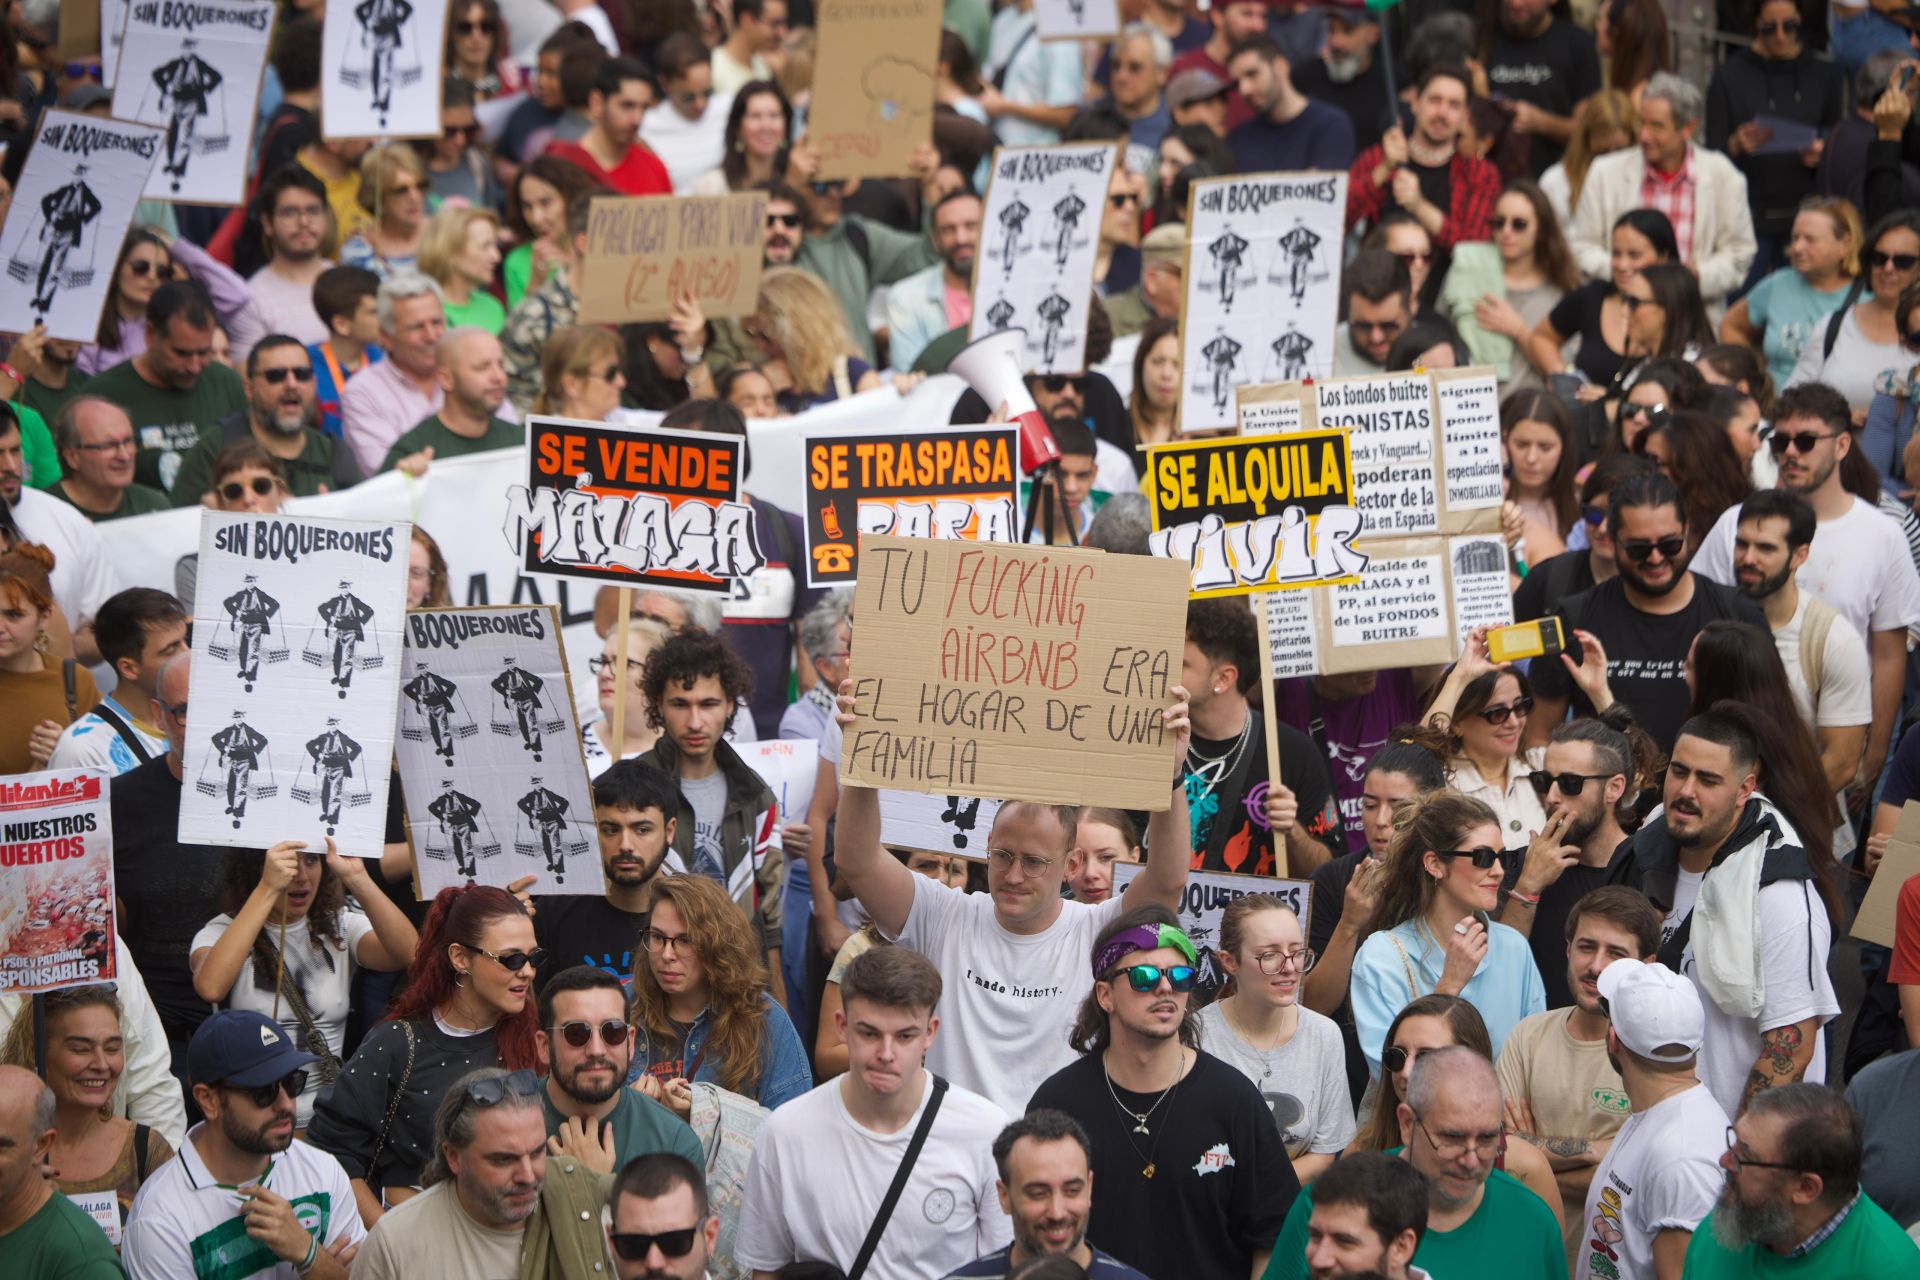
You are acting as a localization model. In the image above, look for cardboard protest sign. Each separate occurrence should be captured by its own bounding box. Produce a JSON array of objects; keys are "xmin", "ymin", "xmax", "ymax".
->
[
  {"xmin": 111, "ymin": 0, "xmax": 277, "ymax": 205},
  {"xmin": 840, "ymin": 535, "xmax": 1188, "ymax": 808},
  {"xmin": 971, "ymin": 143, "xmax": 1120, "ymax": 374},
  {"xmin": 0, "ymin": 111, "xmax": 164, "ymax": 343},
  {"xmin": 0, "ymin": 772, "xmax": 116, "ymax": 995},
  {"xmin": 1035, "ymin": 0, "xmax": 1119, "ymax": 40},
  {"xmin": 1180, "ymin": 172, "xmax": 1347, "ymax": 432},
  {"xmin": 877, "ymin": 789, "xmax": 1003, "ymax": 856},
  {"xmin": 1237, "ymin": 368, "xmax": 1511, "ymax": 674},
  {"xmin": 394, "ymin": 605, "xmax": 597, "ymax": 897},
  {"xmin": 809, "ymin": 0, "xmax": 942, "ymax": 180},
  {"xmin": 180, "ymin": 512, "xmax": 409, "ymax": 851},
  {"xmin": 1145, "ymin": 430, "xmax": 1368, "ymax": 599},
  {"xmin": 741, "ymin": 739, "xmax": 820, "ymax": 834},
  {"xmin": 1853, "ymin": 801, "xmax": 1920, "ymax": 948},
  {"xmin": 58, "ymin": 0, "xmax": 103, "ymax": 65},
  {"xmin": 506, "ymin": 417, "xmax": 765, "ymax": 593},
  {"xmin": 576, "ymin": 192, "xmax": 767, "ymax": 325},
  {"xmin": 321, "ymin": 0, "xmax": 448, "ymax": 139},
  {"xmin": 1113, "ymin": 863, "xmax": 1313, "ymax": 1002},
  {"xmin": 802, "ymin": 426, "xmax": 1019, "ymax": 587}
]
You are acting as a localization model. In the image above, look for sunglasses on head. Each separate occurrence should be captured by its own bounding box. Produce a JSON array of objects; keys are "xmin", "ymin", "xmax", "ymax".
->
[
  {"xmin": 1767, "ymin": 429, "xmax": 1837, "ymax": 456},
  {"xmin": 224, "ymin": 1069, "xmax": 307, "ymax": 1109},
  {"xmin": 1527, "ymin": 769, "xmax": 1616, "ymax": 796},
  {"xmin": 550, "ymin": 1019, "xmax": 630, "ymax": 1048},
  {"xmin": 1435, "ymin": 846, "xmax": 1510, "ymax": 870},
  {"xmin": 220, "ymin": 477, "xmax": 280, "ymax": 502},
  {"xmin": 1115, "ymin": 963, "xmax": 1197, "ymax": 992},
  {"xmin": 1619, "ymin": 534, "xmax": 1686, "ymax": 563},
  {"xmin": 462, "ymin": 1068, "xmax": 540, "ymax": 1106},
  {"xmin": 765, "ymin": 211, "xmax": 802, "ymax": 228},
  {"xmin": 455, "ymin": 18, "xmax": 497, "ymax": 34},
  {"xmin": 1492, "ymin": 215, "xmax": 1530, "ymax": 232},
  {"xmin": 1870, "ymin": 250, "xmax": 1920, "ymax": 272},
  {"xmin": 258, "ymin": 366, "xmax": 314, "ymax": 385},
  {"xmin": 1038, "ymin": 374, "xmax": 1087, "ymax": 394},
  {"xmin": 608, "ymin": 1228, "xmax": 701, "ymax": 1261},
  {"xmin": 1475, "ymin": 696, "xmax": 1532, "ymax": 725}
]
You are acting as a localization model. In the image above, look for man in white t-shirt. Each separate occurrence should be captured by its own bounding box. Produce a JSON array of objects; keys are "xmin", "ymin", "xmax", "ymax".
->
[
  {"xmin": 1690, "ymin": 384, "xmax": 1920, "ymax": 808},
  {"xmin": 1620, "ymin": 712, "xmax": 1839, "ymax": 1118},
  {"xmin": 1576, "ymin": 959, "xmax": 1729, "ymax": 1280},
  {"xmin": 50, "ymin": 587, "xmax": 184, "ymax": 776},
  {"xmin": 124, "ymin": 1010, "xmax": 365, "ymax": 1280},
  {"xmin": 833, "ymin": 685, "xmax": 1194, "ymax": 1116},
  {"xmin": 735, "ymin": 947, "xmax": 1013, "ymax": 1280},
  {"xmin": 640, "ymin": 34, "xmax": 731, "ymax": 191}
]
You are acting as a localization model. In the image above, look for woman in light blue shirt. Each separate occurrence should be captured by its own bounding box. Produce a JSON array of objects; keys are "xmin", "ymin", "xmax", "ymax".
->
[{"xmin": 1349, "ymin": 790, "xmax": 1545, "ymax": 1073}]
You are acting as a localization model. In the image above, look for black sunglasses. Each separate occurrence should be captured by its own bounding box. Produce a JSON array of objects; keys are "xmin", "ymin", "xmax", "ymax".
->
[
  {"xmin": 765, "ymin": 211, "xmax": 802, "ymax": 228},
  {"xmin": 810, "ymin": 180, "xmax": 845, "ymax": 195},
  {"xmin": 445, "ymin": 122, "xmax": 480, "ymax": 140},
  {"xmin": 1619, "ymin": 534, "xmax": 1686, "ymax": 563},
  {"xmin": 455, "ymin": 18, "xmax": 497, "ymax": 34},
  {"xmin": 1870, "ymin": 250, "xmax": 1920, "ymax": 272},
  {"xmin": 1767, "ymin": 429, "xmax": 1838, "ymax": 457},
  {"xmin": 473, "ymin": 945, "xmax": 547, "ymax": 973},
  {"xmin": 462, "ymin": 1068, "xmax": 540, "ymax": 1106},
  {"xmin": 1116, "ymin": 963, "xmax": 1197, "ymax": 992},
  {"xmin": 127, "ymin": 258, "xmax": 162, "ymax": 278},
  {"xmin": 220, "ymin": 477, "xmax": 280, "ymax": 502},
  {"xmin": 224, "ymin": 1069, "xmax": 307, "ymax": 1109},
  {"xmin": 550, "ymin": 1019, "xmax": 630, "ymax": 1048},
  {"xmin": 1475, "ymin": 696, "xmax": 1533, "ymax": 725},
  {"xmin": 1527, "ymin": 769, "xmax": 1616, "ymax": 796},
  {"xmin": 609, "ymin": 1228, "xmax": 701, "ymax": 1261},
  {"xmin": 1383, "ymin": 1044, "xmax": 1436, "ymax": 1074},
  {"xmin": 1757, "ymin": 19, "xmax": 1800, "ymax": 34},
  {"xmin": 1108, "ymin": 192, "xmax": 1140, "ymax": 208},
  {"xmin": 1435, "ymin": 846, "xmax": 1509, "ymax": 870},
  {"xmin": 258, "ymin": 366, "xmax": 314, "ymax": 385},
  {"xmin": 1038, "ymin": 374, "xmax": 1087, "ymax": 394},
  {"xmin": 1491, "ymin": 215, "xmax": 1530, "ymax": 231}
]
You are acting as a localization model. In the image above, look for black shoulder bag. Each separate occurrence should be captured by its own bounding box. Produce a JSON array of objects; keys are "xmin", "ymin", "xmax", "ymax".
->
[{"xmin": 846, "ymin": 1075, "xmax": 949, "ymax": 1280}]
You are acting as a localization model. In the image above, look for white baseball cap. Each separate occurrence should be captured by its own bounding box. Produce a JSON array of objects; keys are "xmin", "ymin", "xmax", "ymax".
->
[{"xmin": 1596, "ymin": 958, "xmax": 1703, "ymax": 1062}]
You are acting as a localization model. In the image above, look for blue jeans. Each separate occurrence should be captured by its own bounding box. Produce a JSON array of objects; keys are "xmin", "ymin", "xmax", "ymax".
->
[{"xmin": 780, "ymin": 860, "xmax": 812, "ymax": 1032}]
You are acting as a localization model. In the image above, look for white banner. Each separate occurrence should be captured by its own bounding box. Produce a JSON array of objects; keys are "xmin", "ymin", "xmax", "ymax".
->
[
  {"xmin": 1034, "ymin": 0, "xmax": 1119, "ymax": 40},
  {"xmin": 0, "ymin": 771, "xmax": 116, "ymax": 995}
]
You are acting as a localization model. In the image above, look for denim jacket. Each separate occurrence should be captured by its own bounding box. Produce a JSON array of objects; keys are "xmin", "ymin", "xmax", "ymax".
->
[{"xmin": 627, "ymin": 993, "xmax": 812, "ymax": 1110}]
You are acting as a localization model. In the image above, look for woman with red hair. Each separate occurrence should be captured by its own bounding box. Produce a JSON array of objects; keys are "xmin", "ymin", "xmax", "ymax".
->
[{"xmin": 306, "ymin": 883, "xmax": 540, "ymax": 1227}]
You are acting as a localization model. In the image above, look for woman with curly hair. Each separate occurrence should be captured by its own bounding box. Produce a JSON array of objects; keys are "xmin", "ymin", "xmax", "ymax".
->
[
  {"xmin": 503, "ymin": 155, "xmax": 605, "ymax": 308},
  {"xmin": 190, "ymin": 839, "xmax": 418, "ymax": 1126},
  {"xmin": 629, "ymin": 873, "xmax": 811, "ymax": 1111},
  {"xmin": 306, "ymin": 884, "xmax": 542, "ymax": 1224}
]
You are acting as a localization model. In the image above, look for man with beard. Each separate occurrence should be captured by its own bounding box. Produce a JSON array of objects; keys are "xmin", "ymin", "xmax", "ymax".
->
[
  {"xmin": 380, "ymin": 329, "xmax": 518, "ymax": 471},
  {"xmin": 1030, "ymin": 909, "xmax": 1298, "ymax": 1280},
  {"xmin": 1498, "ymin": 887, "xmax": 1659, "ymax": 1270},
  {"xmin": 170, "ymin": 335, "xmax": 362, "ymax": 505},
  {"xmin": 1690, "ymin": 384, "xmax": 1919, "ymax": 810},
  {"xmin": 246, "ymin": 168, "xmax": 335, "ymax": 351},
  {"xmin": 943, "ymin": 1111, "xmax": 1152, "ymax": 1279},
  {"xmin": 545, "ymin": 57, "xmax": 672, "ymax": 196},
  {"xmin": 606, "ymin": 1155, "xmax": 723, "ymax": 1280},
  {"xmin": 1225, "ymin": 33, "xmax": 1356, "ymax": 174},
  {"xmin": 1292, "ymin": 7, "xmax": 1390, "ymax": 154},
  {"xmin": 122, "ymin": 1010, "xmax": 364, "ymax": 1278},
  {"xmin": 1345, "ymin": 66, "xmax": 1500, "ymax": 248},
  {"xmin": 534, "ymin": 759, "xmax": 682, "ymax": 989},
  {"xmin": 1264, "ymin": 1047, "xmax": 1563, "ymax": 1280},
  {"xmin": 1685, "ymin": 1084, "xmax": 1917, "ymax": 1274},
  {"xmin": 1525, "ymin": 469, "xmax": 1765, "ymax": 754},
  {"xmin": 1480, "ymin": 0, "xmax": 1600, "ymax": 177},
  {"xmin": 736, "ymin": 947, "xmax": 1010, "ymax": 1279},
  {"xmin": 1620, "ymin": 712, "xmax": 1838, "ymax": 1118},
  {"xmin": 1301, "ymin": 1152, "xmax": 1430, "ymax": 1280},
  {"xmin": 1570, "ymin": 958, "xmax": 1726, "ymax": 1280},
  {"xmin": 534, "ymin": 967, "xmax": 703, "ymax": 1172},
  {"xmin": 888, "ymin": 191, "xmax": 981, "ymax": 374}
]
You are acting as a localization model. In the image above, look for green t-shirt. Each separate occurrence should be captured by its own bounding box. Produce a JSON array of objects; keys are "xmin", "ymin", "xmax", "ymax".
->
[
  {"xmin": 13, "ymin": 401, "xmax": 61, "ymax": 489},
  {"xmin": 1264, "ymin": 1155, "xmax": 1567, "ymax": 1280},
  {"xmin": 1683, "ymin": 1195, "xmax": 1919, "ymax": 1278},
  {"xmin": 504, "ymin": 242, "xmax": 533, "ymax": 310},
  {"xmin": 82, "ymin": 359, "xmax": 247, "ymax": 493},
  {"xmin": 54, "ymin": 480, "xmax": 172, "ymax": 522},
  {"xmin": 380, "ymin": 414, "xmax": 520, "ymax": 470},
  {"xmin": 537, "ymin": 1079, "xmax": 706, "ymax": 1170},
  {"xmin": 0, "ymin": 1189, "xmax": 126, "ymax": 1279},
  {"xmin": 444, "ymin": 289, "xmax": 507, "ymax": 336},
  {"xmin": 168, "ymin": 417, "xmax": 363, "ymax": 506},
  {"xmin": 21, "ymin": 371, "xmax": 85, "ymax": 433}
]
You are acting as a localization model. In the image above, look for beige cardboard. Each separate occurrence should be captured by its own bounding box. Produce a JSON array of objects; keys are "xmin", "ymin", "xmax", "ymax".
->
[
  {"xmin": 840, "ymin": 535, "xmax": 1187, "ymax": 809},
  {"xmin": 808, "ymin": 0, "xmax": 943, "ymax": 181},
  {"xmin": 1853, "ymin": 836, "xmax": 1920, "ymax": 949},
  {"xmin": 59, "ymin": 0, "xmax": 101, "ymax": 59},
  {"xmin": 576, "ymin": 192, "xmax": 767, "ymax": 325}
]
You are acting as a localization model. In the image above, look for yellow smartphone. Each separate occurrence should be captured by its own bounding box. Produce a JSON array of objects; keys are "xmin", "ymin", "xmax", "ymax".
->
[{"xmin": 1486, "ymin": 617, "xmax": 1565, "ymax": 664}]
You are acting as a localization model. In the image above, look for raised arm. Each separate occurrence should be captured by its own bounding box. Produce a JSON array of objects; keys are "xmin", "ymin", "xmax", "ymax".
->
[
  {"xmin": 1119, "ymin": 685, "xmax": 1193, "ymax": 914},
  {"xmin": 831, "ymin": 682, "xmax": 919, "ymax": 938}
]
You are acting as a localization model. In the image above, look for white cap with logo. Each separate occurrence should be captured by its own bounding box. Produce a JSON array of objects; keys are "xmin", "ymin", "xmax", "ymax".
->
[{"xmin": 1596, "ymin": 957, "xmax": 1704, "ymax": 1062}]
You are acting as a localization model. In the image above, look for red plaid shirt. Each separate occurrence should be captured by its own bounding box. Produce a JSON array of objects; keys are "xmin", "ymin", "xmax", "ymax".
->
[
  {"xmin": 1345, "ymin": 146, "xmax": 1502, "ymax": 250},
  {"xmin": 1640, "ymin": 149, "xmax": 1696, "ymax": 263}
]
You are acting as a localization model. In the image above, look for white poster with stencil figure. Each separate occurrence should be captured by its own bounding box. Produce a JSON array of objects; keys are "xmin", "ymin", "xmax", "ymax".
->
[
  {"xmin": 321, "ymin": 0, "xmax": 448, "ymax": 139},
  {"xmin": 1035, "ymin": 0, "xmax": 1118, "ymax": 40},
  {"xmin": 112, "ymin": 0, "xmax": 277, "ymax": 205}
]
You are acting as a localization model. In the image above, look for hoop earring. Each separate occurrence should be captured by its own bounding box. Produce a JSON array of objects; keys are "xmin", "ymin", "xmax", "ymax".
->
[{"xmin": 453, "ymin": 970, "xmax": 468, "ymax": 987}]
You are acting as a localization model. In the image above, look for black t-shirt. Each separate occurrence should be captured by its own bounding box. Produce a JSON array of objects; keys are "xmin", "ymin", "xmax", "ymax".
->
[
  {"xmin": 109, "ymin": 758, "xmax": 231, "ymax": 1042},
  {"xmin": 949, "ymin": 373, "xmax": 1132, "ymax": 462},
  {"xmin": 1513, "ymin": 549, "xmax": 1599, "ymax": 623},
  {"xmin": 1292, "ymin": 57, "xmax": 1394, "ymax": 155},
  {"xmin": 1531, "ymin": 575, "xmax": 1768, "ymax": 751},
  {"xmin": 1548, "ymin": 282, "xmax": 1629, "ymax": 389},
  {"xmin": 1410, "ymin": 158, "xmax": 1451, "ymax": 221},
  {"xmin": 1500, "ymin": 839, "xmax": 1632, "ymax": 1008},
  {"xmin": 1184, "ymin": 710, "xmax": 1339, "ymax": 877},
  {"xmin": 532, "ymin": 894, "xmax": 651, "ymax": 991},
  {"xmin": 1028, "ymin": 1051, "xmax": 1298, "ymax": 1280},
  {"xmin": 724, "ymin": 498, "xmax": 824, "ymax": 739},
  {"xmin": 1484, "ymin": 19, "xmax": 1601, "ymax": 175},
  {"xmin": 258, "ymin": 103, "xmax": 317, "ymax": 184}
]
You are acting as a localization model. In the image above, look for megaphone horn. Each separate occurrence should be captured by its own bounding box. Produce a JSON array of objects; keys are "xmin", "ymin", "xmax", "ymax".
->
[{"xmin": 948, "ymin": 327, "xmax": 1060, "ymax": 474}]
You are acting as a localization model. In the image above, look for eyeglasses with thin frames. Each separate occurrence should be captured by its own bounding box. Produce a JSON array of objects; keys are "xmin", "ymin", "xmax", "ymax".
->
[
  {"xmin": 1724, "ymin": 1125, "xmax": 1801, "ymax": 1173},
  {"xmin": 986, "ymin": 847, "xmax": 1057, "ymax": 878},
  {"xmin": 74, "ymin": 437, "xmax": 135, "ymax": 454},
  {"xmin": 1413, "ymin": 1110, "xmax": 1503, "ymax": 1161}
]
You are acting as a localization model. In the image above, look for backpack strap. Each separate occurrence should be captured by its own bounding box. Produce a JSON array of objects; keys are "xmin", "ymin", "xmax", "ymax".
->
[
  {"xmin": 133, "ymin": 1124, "xmax": 152, "ymax": 1184},
  {"xmin": 61, "ymin": 658, "xmax": 78, "ymax": 722},
  {"xmin": 90, "ymin": 702, "xmax": 155, "ymax": 764},
  {"xmin": 1799, "ymin": 596, "xmax": 1837, "ymax": 730}
]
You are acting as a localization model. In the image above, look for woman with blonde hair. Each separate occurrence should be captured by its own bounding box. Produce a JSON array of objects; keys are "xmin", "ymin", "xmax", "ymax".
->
[
  {"xmin": 417, "ymin": 204, "xmax": 505, "ymax": 334},
  {"xmin": 629, "ymin": 873, "xmax": 811, "ymax": 1112},
  {"xmin": 1721, "ymin": 197, "xmax": 1862, "ymax": 389},
  {"xmin": 746, "ymin": 267, "xmax": 881, "ymax": 412},
  {"xmin": 1540, "ymin": 91, "xmax": 1637, "ymax": 228},
  {"xmin": 533, "ymin": 324, "xmax": 630, "ymax": 420},
  {"xmin": 339, "ymin": 145, "xmax": 431, "ymax": 276},
  {"xmin": 581, "ymin": 614, "xmax": 674, "ymax": 772}
]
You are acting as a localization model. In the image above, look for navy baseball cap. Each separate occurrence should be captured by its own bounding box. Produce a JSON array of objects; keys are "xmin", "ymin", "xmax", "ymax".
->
[{"xmin": 188, "ymin": 1010, "xmax": 319, "ymax": 1088}]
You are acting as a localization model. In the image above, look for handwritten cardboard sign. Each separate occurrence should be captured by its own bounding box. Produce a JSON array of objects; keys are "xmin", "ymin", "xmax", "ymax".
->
[
  {"xmin": 808, "ymin": 0, "xmax": 943, "ymax": 180},
  {"xmin": 504, "ymin": 417, "xmax": 765, "ymax": 593},
  {"xmin": 802, "ymin": 426, "xmax": 1018, "ymax": 586},
  {"xmin": 1145, "ymin": 429, "xmax": 1367, "ymax": 599},
  {"xmin": 577, "ymin": 192, "xmax": 766, "ymax": 325},
  {"xmin": 840, "ymin": 535, "xmax": 1188, "ymax": 809},
  {"xmin": 1853, "ymin": 801, "xmax": 1920, "ymax": 948},
  {"xmin": 0, "ymin": 771, "xmax": 117, "ymax": 994}
]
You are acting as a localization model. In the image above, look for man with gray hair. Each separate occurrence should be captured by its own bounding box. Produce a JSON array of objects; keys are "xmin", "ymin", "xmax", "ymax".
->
[
  {"xmin": 1569, "ymin": 71, "xmax": 1756, "ymax": 315},
  {"xmin": 354, "ymin": 1067, "xmax": 613, "ymax": 1279},
  {"xmin": 783, "ymin": 587, "xmax": 853, "ymax": 742},
  {"xmin": 1085, "ymin": 492, "xmax": 1151, "ymax": 555},
  {"xmin": 340, "ymin": 269, "xmax": 447, "ymax": 474},
  {"xmin": 0, "ymin": 1065, "xmax": 123, "ymax": 1277},
  {"xmin": 50, "ymin": 396, "xmax": 169, "ymax": 521},
  {"xmin": 1266, "ymin": 1046, "xmax": 1566, "ymax": 1279},
  {"xmin": 1100, "ymin": 23, "xmax": 1175, "ymax": 154},
  {"xmin": 380, "ymin": 327, "xmax": 518, "ymax": 472}
]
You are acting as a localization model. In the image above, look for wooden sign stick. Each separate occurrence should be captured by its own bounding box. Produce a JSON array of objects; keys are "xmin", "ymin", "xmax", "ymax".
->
[
  {"xmin": 1253, "ymin": 597, "xmax": 1289, "ymax": 877},
  {"xmin": 609, "ymin": 587, "xmax": 633, "ymax": 759}
]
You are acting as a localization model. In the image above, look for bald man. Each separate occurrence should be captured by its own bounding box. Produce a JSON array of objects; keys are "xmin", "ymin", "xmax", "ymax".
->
[
  {"xmin": 0, "ymin": 1066, "xmax": 123, "ymax": 1276},
  {"xmin": 381, "ymin": 328, "xmax": 520, "ymax": 472}
]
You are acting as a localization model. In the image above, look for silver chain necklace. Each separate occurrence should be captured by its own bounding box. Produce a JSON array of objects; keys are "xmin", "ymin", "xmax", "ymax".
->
[{"xmin": 1185, "ymin": 712, "xmax": 1253, "ymax": 797}]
